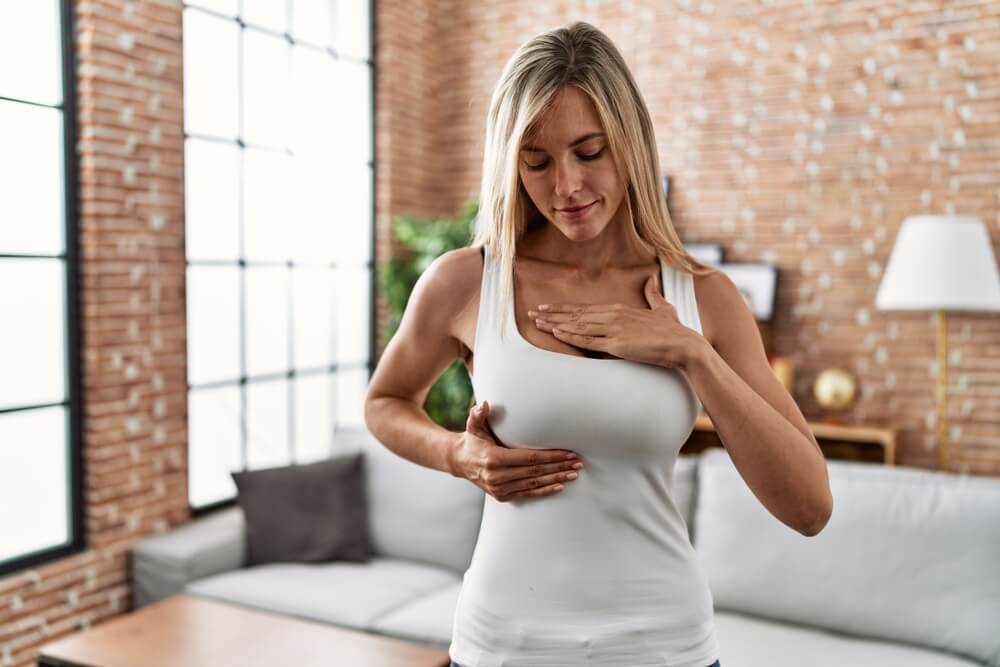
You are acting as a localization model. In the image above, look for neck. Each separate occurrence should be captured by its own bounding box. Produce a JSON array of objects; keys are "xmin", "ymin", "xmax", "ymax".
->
[{"xmin": 521, "ymin": 203, "xmax": 656, "ymax": 279}]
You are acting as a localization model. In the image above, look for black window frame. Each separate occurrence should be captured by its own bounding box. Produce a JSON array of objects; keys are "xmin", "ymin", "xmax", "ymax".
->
[
  {"xmin": 0, "ymin": 0, "xmax": 85, "ymax": 578},
  {"xmin": 182, "ymin": 1, "xmax": 377, "ymax": 517}
]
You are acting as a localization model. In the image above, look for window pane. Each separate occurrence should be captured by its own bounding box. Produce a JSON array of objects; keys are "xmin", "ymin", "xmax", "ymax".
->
[
  {"xmin": 246, "ymin": 377, "xmax": 290, "ymax": 469},
  {"xmin": 243, "ymin": 147, "xmax": 291, "ymax": 262},
  {"xmin": 288, "ymin": 154, "xmax": 335, "ymax": 263},
  {"xmin": 183, "ymin": 9, "xmax": 239, "ymax": 140},
  {"xmin": 0, "ymin": 406, "xmax": 70, "ymax": 564},
  {"xmin": 335, "ymin": 367, "xmax": 367, "ymax": 428},
  {"xmin": 188, "ymin": 385, "xmax": 242, "ymax": 508},
  {"xmin": 186, "ymin": 265, "xmax": 240, "ymax": 385},
  {"xmin": 0, "ymin": 259, "xmax": 66, "ymax": 410},
  {"xmin": 333, "ymin": 59, "xmax": 371, "ymax": 164},
  {"xmin": 243, "ymin": 28, "xmax": 290, "ymax": 149},
  {"xmin": 289, "ymin": 44, "xmax": 337, "ymax": 156},
  {"xmin": 292, "ymin": 266, "xmax": 332, "ymax": 370},
  {"xmin": 184, "ymin": 138, "xmax": 241, "ymax": 262},
  {"xmin": 245, "ymin": 266, "xmax": 289, "ymax": 377},
  {"xmin": 242, "ymin": 0, "xmax": 288, "ymax": 33},
  {"xmin": 0, "ymin": 0, "xmax": 62, "ymax": 106},
  {"xmin": 0, "ymin": 100, "xmax": 65, "ymax": 255},
  {"xmin": 294, "ymin": 373, "xmax": 332, "ymax": 463},
  {"xmin": 331, "ymin": 162, "xmax": 372, "ymax": 263},
  {"xmin": 291, "ymin": 0, "xmax": 332, "ymax": 48},
  {"xmin": 334, "ymin": 265, "xmax": 370, "ymax": 365},
  {"xmin": 334, "ymin": 0, "xmax": 370, "ymax": 61},
  {"xmin": 187, "ymin": 0, "xmax": 239, "ymax": 17}
]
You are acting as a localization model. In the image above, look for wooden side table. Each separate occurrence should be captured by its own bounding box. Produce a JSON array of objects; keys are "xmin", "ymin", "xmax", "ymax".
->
[
  {"xmin": 37, "ymin": 594, "xmax": 450, "ymax": 667},
  {"xmin": 684, "ymin": 412, "xmax": 896, "ymax": 465}
]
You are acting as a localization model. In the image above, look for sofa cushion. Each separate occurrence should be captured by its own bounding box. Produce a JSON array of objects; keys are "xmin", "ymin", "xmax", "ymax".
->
[
  {"xmin": 714, "ymin": 611, "xmax": 983, "ymax": 667},
  {"xmin": 131, "ymin": 505, "xmax": 246, "ymax": 607},
  {"xmin": 231, "ymin": 451, "xmax": 371, "ymax": 566},
  {"xmin": 333, "ymin": 427, "xmax": 485, "ymax": 574},
  {"xmin": 369, "ymin": 581, "xmax": 460, "ymax": 646},
  {"xmin": 694, "ymin": 448, "xmax": 1000, "ymax": 667},
  {"xmin": 185, "ymin": 556, "xmax": 459, "ymax": 631}
]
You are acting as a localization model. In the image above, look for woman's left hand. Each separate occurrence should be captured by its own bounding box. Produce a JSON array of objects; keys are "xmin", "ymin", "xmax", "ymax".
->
[{"xmin": 527, "ymin": 274, "xmax": 704, "ymax": 370}]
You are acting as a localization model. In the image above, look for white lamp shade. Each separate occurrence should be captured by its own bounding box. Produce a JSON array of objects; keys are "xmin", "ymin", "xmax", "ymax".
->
[{"xmin": 875, "ymin": 215, "xmax": 1000, "ymax": 312}]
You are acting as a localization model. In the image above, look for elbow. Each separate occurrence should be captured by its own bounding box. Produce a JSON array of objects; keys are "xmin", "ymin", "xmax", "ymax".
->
[
  {"xmin": 363, "ymin": 392, "xmax": 386, "ymax": 434},
  {"xmin": 801, "ymin": 490, "xmax": 834, "ymax": 537}
]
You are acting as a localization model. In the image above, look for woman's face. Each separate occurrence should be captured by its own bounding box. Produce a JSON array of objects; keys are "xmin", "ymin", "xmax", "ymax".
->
[{"xmin": 518, "ymin": 86, "xmax": 626, "ymax": 242}]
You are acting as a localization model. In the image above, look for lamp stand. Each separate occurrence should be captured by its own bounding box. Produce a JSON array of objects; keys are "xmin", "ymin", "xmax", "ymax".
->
[{"xmin": 935, "ymin": 309, "xmax": 949, "ymax": 470}]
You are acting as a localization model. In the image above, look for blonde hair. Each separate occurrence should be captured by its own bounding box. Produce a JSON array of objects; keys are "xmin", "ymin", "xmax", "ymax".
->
[{"xmin": 470, "ymin": 20, "xmax": 715, "ymax": 340}]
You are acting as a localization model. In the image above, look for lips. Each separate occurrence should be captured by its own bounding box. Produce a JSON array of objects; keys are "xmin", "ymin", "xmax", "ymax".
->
[{"xmin": 558, "ymin": 200, "xmax": 597, "ymax": 212}]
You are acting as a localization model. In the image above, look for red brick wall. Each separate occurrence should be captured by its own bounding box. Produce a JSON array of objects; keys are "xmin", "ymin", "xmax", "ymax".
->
[
  {"xmin": 373, "ymin": 0, "xmax": 445, "ymax": 339},
  {"xmin": 2, "ymin": 1, "xmax": 998, "ymax": 665},
  {"xmin": 0, "ymin": 1, "xmax": 188, "ymax": 665},
  {"xmin": 383, "ymin": 1, "xmax": 1000, "ymax": 475}
]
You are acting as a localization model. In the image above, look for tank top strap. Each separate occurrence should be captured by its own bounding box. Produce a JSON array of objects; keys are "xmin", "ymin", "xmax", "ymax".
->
[
  {"xmin": 659, "ymin": 256, "xmax": 703, "ymax": 337},
  {"xmin": 474, "ymin": 245, "xmax": 501, "ymax": 355}
]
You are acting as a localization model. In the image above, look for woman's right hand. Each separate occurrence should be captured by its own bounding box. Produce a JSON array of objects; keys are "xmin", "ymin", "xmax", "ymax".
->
[{"xmin": 450, "ymin": 400, "xmax": 584, "ymax": 502}]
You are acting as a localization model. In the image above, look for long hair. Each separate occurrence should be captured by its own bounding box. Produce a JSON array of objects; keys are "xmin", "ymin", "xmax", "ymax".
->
[{"xmin": 470, "ymin": 21, "xmax": 715, "ymax": 341}]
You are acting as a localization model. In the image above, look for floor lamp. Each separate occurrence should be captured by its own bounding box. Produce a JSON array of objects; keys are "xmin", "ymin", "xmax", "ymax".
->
[{"xmin": 875, "ymin": 215, "xmax": 1000, "ymax": 470}]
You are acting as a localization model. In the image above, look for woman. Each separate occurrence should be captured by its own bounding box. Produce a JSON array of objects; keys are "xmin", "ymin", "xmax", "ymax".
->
[{"xmin": 365, "ymin": 21, "xmax": 832, "ymax": 667}]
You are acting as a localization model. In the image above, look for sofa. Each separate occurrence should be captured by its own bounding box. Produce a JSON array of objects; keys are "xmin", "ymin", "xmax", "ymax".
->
[{"xmin": 130, "ymin": 427, "xmax": 1000, "ymax": 667}]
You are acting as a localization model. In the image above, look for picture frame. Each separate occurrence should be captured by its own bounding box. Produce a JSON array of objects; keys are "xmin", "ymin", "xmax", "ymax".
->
[{"xmin": 716, "ymin": 262, "xmax": 778, "ymax": 322}]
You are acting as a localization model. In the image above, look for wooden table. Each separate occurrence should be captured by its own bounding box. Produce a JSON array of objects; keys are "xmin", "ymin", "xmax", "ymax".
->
[
  {"xmin": 684, "ymin": 412, "xmax": 897, "ymax": 465},
  {"xmin": 37, "ymin": 594, "xmax": 451, "ymax": 667}
]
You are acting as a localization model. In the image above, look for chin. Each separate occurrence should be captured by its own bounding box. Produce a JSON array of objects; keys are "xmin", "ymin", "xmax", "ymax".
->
[{"xmin": 561, "ymin": 220, "xmax": 608, "ymax": 242}]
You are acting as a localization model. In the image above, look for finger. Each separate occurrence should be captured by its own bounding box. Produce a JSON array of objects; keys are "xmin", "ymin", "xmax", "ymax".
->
[
  {"xmin": 468, "ymin": 401, "xmax": 511, "ymax": 449},
  {"xmin": 551, "ymin": 327, "xmax": 608, "ymax": 353},
  {"xmin": 500, "ymin": 481, "xmax": 565, "ymax": 502},
  {"xmin": 535, "ymin": 318, "xmax": 609, "ymax": 336},
  {"xmin": 466, "ymin": 402, "xmax": 491, "ymax": 436},
  {"xmin": 501, "ymin": 460, "xmax": 582, "ymax": 485},
  {"xmin": 529, "ymin": 310, "xmax": 616, "ymax": 325},
  {"xmin": 499, "ymin": 472, "xmax": 574, "ymax": 501},
  {"xmin": 644, "ymin": 274, "xmax": 669, "ymax": 308},
  {"xmin": 533, "ymin": 303, "xmax": 618, "ymax": 315}
]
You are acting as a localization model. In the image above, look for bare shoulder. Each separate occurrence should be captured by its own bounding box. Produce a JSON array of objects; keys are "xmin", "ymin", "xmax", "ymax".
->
[
  {"xmin": 691, "ymin": 267, "xmax": 742, "ymax": 349},
  {"xmin": 366, "ymin": 246, "xmax": 483, "ymax": 407},
  {"xmin": 420, "ymin": 246, "xmax": 484, "ymax": 341}
]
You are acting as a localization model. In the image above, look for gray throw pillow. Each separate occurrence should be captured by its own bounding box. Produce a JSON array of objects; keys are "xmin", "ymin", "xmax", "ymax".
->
[{"xmin": 230, "ymin": 452, "xmax": 372, "ymax": 566}]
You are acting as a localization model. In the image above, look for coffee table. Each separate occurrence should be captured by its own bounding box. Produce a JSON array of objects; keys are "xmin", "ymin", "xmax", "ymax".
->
[{"xmin": 37, "ymin": 593, "xmax": 451, "ymax": 667}]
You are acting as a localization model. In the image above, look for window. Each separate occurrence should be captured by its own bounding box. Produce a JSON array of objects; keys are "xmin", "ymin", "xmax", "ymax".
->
[
  {"xmin": 182, "ymin": 0, "xmax": 374, "ymax": 512},
  {"xmin": 0, "ymin": 0, "xmax": 83, "ymax": 576}
]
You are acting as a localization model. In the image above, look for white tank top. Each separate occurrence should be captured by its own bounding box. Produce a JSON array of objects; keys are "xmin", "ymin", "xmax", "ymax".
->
[{"xmin": 448, "ymin": 245, "xmax": 720, "ymax": 667}]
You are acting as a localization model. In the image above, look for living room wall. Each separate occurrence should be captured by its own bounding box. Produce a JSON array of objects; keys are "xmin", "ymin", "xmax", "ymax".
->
[
  {"xmin": 1, "ymin": 1, "xmax": 998, "ymax": 666},
  {"xmin": 0, "ymin": 2, "xmax": 189, "ymax": 666},
  {"xmin": 402, "ymin": 0, "xmax": 1000, "ymax": 475}
]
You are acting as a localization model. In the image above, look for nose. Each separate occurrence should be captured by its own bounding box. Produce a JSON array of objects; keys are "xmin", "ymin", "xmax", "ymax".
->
[{"xmin": 553, "ymin": 157, "xmax": 583, "ymax": 201}]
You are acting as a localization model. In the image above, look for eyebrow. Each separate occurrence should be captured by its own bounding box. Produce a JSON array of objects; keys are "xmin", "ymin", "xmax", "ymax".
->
[{"xmin": 521, "ymin": 132, "xmax": 606, "ymax": 153}]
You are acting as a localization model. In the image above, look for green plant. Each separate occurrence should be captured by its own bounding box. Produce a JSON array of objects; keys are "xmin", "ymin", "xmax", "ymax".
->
[{"xmin": 377, "ymin": 200, "xmax": 479, "ymax": 431}]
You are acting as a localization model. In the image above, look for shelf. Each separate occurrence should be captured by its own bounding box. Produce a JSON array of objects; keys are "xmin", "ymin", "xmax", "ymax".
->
[{"xmin": 686, "ymin": 412, "xmax": 896, "ymax": 465}]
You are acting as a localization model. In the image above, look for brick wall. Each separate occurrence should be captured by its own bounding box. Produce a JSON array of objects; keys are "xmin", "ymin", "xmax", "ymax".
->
[
  {"xmin": 0, "ymin": 1, "xmax": 188, "ymax": 665},
  {"xmin": 2, "ymin": 0, "xmax": 998, "ymax": 664},
  {"xmin": 404, "ymin": 1, "xmax": 1000, "ymax": 475}
]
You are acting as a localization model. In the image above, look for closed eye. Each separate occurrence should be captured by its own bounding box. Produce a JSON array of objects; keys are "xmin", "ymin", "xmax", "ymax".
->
[{"xmin": 525, "ymin": 149, "xmax": 605, "ymax": 172}]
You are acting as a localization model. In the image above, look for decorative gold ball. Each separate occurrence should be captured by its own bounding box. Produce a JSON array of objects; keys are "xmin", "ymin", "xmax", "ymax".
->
[{"xmin": 813, "ymin": 368, "xmax": 856, "ymax": 410}]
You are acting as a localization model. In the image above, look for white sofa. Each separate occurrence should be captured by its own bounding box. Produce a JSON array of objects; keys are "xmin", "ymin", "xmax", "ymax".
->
[{"xmin": 131, "ymin": 427, "xmax": 1000, "ymax": 666}]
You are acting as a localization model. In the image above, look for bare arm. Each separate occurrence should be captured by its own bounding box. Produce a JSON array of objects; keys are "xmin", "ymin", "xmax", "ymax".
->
[
  {"xmin": 684, "ymin": 270, "xmax": 833, "ymax": 537},
  {"xmin": 364, "ymin": 248, "xmax": 479, "ymax": 477}
]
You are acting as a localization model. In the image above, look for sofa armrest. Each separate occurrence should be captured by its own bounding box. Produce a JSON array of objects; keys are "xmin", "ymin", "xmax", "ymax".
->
[{"xmin": 130, "ymin": 505, "xmax": 246, "ymax": 608}]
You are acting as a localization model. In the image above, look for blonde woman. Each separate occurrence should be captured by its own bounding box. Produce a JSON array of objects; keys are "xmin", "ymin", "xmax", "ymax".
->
[{"xmin": 365, "ymin": 21, "xmax": 832, "ymax": 667}]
